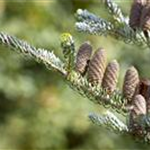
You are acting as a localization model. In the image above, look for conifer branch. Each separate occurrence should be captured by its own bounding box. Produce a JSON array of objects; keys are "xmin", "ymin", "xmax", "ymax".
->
[
  {"xmin": 75, "ymin": 9, "xmax": 114, "ymax": 36},
  {"xmin": 89, "ymin": 111, "xmax": 129, "ymax": 133},
  {"xmin": 0, "ymin": 32, "xmax": 128, "ymax": 114},
  {"xmin": 105, "ymin": 0, "xmax": 128, "ymax": 25},
  {"xmin": 75, "ymin": 6, "xmax": 149, "ymax": 47},
  {"xmin": 1, "ymin": 31, "xmax": 150, "ymax": 142},
  {"xmin": 67, "ymin": 71, "xmax": 127, "ymax": 114},
  {"xmin": 0, "ymin": 32, "xmax": 66, "ymax": 75}
]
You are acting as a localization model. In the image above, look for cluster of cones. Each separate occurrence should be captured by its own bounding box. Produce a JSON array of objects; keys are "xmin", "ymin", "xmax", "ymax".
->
[
  {"xmin": 75, "ymin": 42, "xmax": 150, "ymax": 136},
  {"xmin": 130, "ymin": 0, "xmax": 150, "ymax": 36},
  {"xmin": 75, "ymin": 42, "xmax": 119, "ymax": 94}
]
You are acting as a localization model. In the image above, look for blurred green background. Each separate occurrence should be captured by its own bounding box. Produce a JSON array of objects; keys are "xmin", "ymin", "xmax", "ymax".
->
[{"xmin": 0, "ymin": 0, "xmax": 150, "ymax": 149}]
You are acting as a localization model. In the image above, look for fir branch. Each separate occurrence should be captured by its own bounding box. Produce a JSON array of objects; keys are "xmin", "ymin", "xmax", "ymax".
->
[
  {"xmin": 1, "ymin": 31, "xmax": 150, "ymax": 142},
  {"xmin": 67, "ymin": 71, "xmax": 127, "ymax": 114},
  {"xmin": 75, "ymin": 9, "xmax": 148, "ymax": 47},
  {"xmin": 105, "ymin": 0, "xmax": 128, "ymax": 25},
  {"xmin": 89, "ymin": 111, "xmax": 129, "ymax": 133},
  {"xmin": 0, "ymin": 31, "xmax": 130, "ymax": 116},
  {"xmin": 76, "ymin": 21, "xmax": 112, "ymax": 36},
  {"xmin": 0, "ymin": 32, "xmax": 66, "ymax": 75},
  {"xmin": 76, "ymin": 9, "xmax": 114, "ymax": 36},
  {"xmin": 0, "ymin": 32, "xmax": 127, "ymax": 115}
]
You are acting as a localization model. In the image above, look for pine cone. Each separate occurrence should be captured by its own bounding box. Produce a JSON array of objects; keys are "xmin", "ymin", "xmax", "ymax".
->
[
  {"xmin": 138, "ymin": 79, "xmax": 150, "ymax": 113},
  {"xmin": 75, "ymin": 42, "xmax": 92, "ymax": 75},
  {"xmin": 129, "ymin": 0, "xmax": 146, "ymax": 29},
  {"xmin": 139, "ymin": 79, "xmax": 150, "ymax": 99},
  {"xmin": 87, "ymin": 48, "xmax": 106, "ymax": 85},
  {"xmin": 123, "ymin": 66, "xmax": 139, "ymax": 103},
  {"xmin": 132, "ymin": 94, "xmax": 146, "ymax": 118},
  {"xmin": 140, "ymin": 3, "xmax": 150, "ymax": 32},
  {"xmin": 102, "ymin": 60, "xmax": 119, "ymax": 93},
  {"xmin": 129, "ymin": 94, "xmax": 146, "ymax": 138}
]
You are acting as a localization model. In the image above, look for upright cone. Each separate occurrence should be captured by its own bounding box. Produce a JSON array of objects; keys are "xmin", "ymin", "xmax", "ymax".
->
[
  {"xmin": 123, "ymin": 66, "xmax": 139, "ymax": 103},
  {"xmin": 131, "ymin": 94, "xmax": 146, "ymax": 118},
  {"xmin": 129, "ymin": 94, "xmax": 146, "ymax": 137},
  {"xmin": 129, "ymin": 0, "xmax": 146, "ymax": 29},
  {"xmin": 140, "ymin": 3, "xmax": 150, "ymax": 32},
  {"xmin": 102, "ymin": 60, "xmax": 119, "ymax": 93},
  {"xmin": 139, "ymin": 79, "xmax": 150, "ymax": 100},
  {"xmin": 75, "ymin": 42, "xmax": 92, "ymax": 75},
  {"xmin": 87, "ymin": 48, "xmax": 106, "ymax": 85},
  {"xmin": 139, "ymin": 79, "xmax": 150, "ymax": 113}
]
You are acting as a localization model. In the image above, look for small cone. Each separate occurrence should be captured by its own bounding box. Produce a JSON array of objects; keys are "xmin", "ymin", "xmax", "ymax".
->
[
  {"xmin": 102, "ymin": 60, "xmax": 119, "ymax": 93},
  {"xmin": 123, "ymin": 66, "xmax": 139, "ymax": 103},
  {"xmin": 87, "ymin": 48, "xmax": 106, "ymax": 85},
  {"xmin": 129, "ymin": 94, "xmax": 146, "ymax": 137},
  {"xmin": 140, "ymin": 4, "xmax": 150, "ymax": 32},
  {"xmin": 75, "ymin": 42, "xmax": 92, "ymax": 75},
  {"xmin": 138, "ymin": 79, "xmax": 150, "ymax": 113},
  {"xmin": 131, "ymin": 94, "xmax": 146, "ymax": 118},
  {"xmin": 139, "ymin": 78, "xmax": 150, "ymax": 99},
  {"xmin": 129, "ymin": 0, "xmax": 146, "ymax": 29}
]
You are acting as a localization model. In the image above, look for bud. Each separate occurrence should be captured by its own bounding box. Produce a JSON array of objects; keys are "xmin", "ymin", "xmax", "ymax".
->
[
  {"xmin": 123, "ymin": 66, "xmax": 139, "ymax": 103},
  {"xmin": 102, "ymin": 60, "xmax": 119, "ymax": 93},
  {"xmin": 75, "ymin": 42, "xmax": 92, "ymax": 75},
  {"xmin": 129, "ymin": 0, "xmax": 146, "ymax": 29},
  {"xmin": 60, "ymin": 33, "xmax": 75, "ymax": 58},
  {"xmin": 60, "ymin": 33, "xmax": 75, "ymax": 72},
  {"xmin": 87, "ymin": 48, "xmax": 106, "ymax": 85}
]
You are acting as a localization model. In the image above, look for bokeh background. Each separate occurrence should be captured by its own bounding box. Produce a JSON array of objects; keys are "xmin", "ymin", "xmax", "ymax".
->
[{"xmin": 0, "ymin": 0, "xmax": 150, "ymax": 149}]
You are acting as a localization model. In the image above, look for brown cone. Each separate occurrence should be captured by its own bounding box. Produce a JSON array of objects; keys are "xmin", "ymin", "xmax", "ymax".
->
[
  {"xmin": 140, "ymin": 3, "xmax": 150, "ymax": 32},
  {"xmin": 87, "ymin": 48, "xmax": 106, "ymax": 85},
  {"xmin": 138, "ymin": 79, "xmax": 150, "ymax": 113},
  {"xmin": 138, "ymin": 78, "xmax": 150, "ymax": 99},
  {"xmin": 131, "ymin": 94, "xmax": 146, "ymax": 118},
  {"xmin": 129, "ymin": 94, "xmax": 146, "ymax": 137},
  {"xmin": 102, "ymin": 60, "xmax": 119, "ymax": 93},
  {"xmin": 129, "ymin": 0, "xmax": 146, "ymax": 29},
  {"xmin": 123, "ymin": 66, "xmax": 139, "ymax": 103},
  {"xmin": 75, "ymin": 42, "xmax": 92, "ymax": 75}
]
